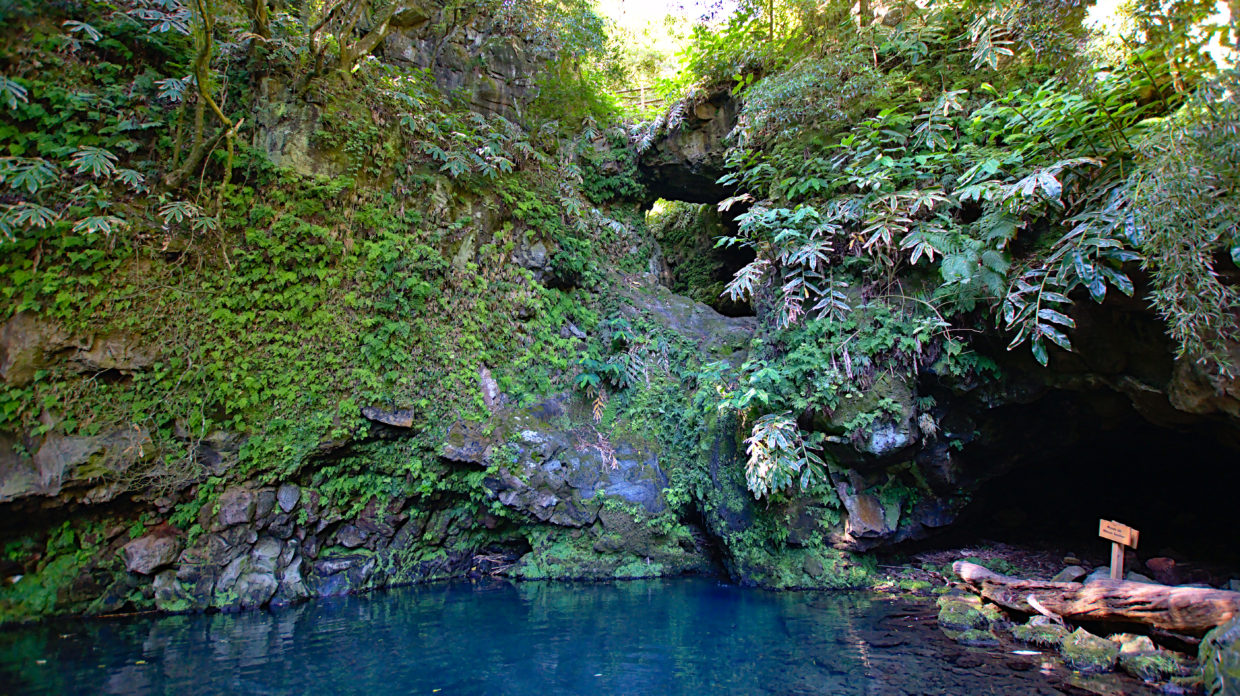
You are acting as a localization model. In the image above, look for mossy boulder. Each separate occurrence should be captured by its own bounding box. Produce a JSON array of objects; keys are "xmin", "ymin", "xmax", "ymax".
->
[
  {"xmin": 618, "ymin": 280, "xmax": 755, "ymax": 359},
  {"xmin": 1059, "ymin": 628, "xmax": 1119, "ymax": 674},
  {"xmin": 507, "ymin": 508, "xmax": 709, "ymax": 581},
  {"xmin": 936, "ymin": 593, "xmax": 1008, "ymax": 646},
  {"xmin": 953, "ymin": 628, "xmax": 1002, "ymax": 648},
  {"xmin": 937, "ymin": 593, "xmax": 1000, "ymax": 631},
  {"xmin": 1119, "ymin": 649, "xmax": 1193, "ymax": 682},
  {"xmin": 1010, "ymin": 618, "xmax": 1069, "ymax": 648},
  {"xmin": 1202, "ymin": 616, "xmax": 1240, "ymax": 695},
  {"xmin": 817, "ymin": 372, "xmax": 919, "ymax": 460}
]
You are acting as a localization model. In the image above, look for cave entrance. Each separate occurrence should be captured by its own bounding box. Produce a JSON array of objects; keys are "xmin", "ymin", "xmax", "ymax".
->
[
  {"xmin": 644, "ymin": 197, "xmax": 755, "ymax": 317},
  {"xmin": 926, "ymin": 389, "xmax": 1240, "ymax": 581}
]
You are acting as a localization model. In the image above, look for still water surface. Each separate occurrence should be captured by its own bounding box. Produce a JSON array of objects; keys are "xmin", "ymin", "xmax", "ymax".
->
[{"xmin": 0, "ymin": 578, "xmax": 1150, "ymax": 695}]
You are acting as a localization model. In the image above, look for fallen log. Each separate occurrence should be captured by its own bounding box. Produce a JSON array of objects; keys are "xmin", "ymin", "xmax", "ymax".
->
[{"xmin": 953, "ymin": 560, "xmax": 1240, "ymax": 637}]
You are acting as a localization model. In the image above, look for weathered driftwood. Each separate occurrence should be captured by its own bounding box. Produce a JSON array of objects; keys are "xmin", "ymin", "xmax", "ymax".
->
[{"xmin": 953, "ymin": 560, "xmax": 1240, "ymax": 637}]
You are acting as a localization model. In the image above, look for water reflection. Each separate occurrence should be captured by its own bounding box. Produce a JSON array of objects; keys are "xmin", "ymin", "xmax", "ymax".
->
[{"xmin": 0, "ymin": 578, "xmax": 1142, "ymax": 695}]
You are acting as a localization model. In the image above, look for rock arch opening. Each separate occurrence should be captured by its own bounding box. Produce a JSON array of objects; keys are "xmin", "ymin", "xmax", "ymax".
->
[{"xmin": 645, "ymin": 198, "xmax": 755, "ymax": 317}]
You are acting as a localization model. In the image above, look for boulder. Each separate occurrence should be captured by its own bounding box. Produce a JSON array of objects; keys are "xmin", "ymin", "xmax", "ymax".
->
[
  {"xmin": 336, "ymin": 525, "xmax": 368, "ymax": 549},
  {"xmin": 234, "ymin": 572, "xmax": 278, "ymax": 609},
  {"xmin": 819, "ymin": 373, "xmax": 919, "ymax": 460},
  {"xmin": 216, "ymin": 487, "xmax": 256, "ymax": 528},
  {"xmin": 1119, "ymin": 649, "xmax": 1191, "ymax": 682},
  {"xmin": 511, "ymin": 241, "xmax": 550, "ymax": 282},
  {"xmin": 276, "ymin": 483, "xmax": 300, "ymax": 513},
  {"xmin": 1052, "ymin": 565, "xmax": 1088, "ymax": 582},
  {"xmin": 1059, "ymin": 628, "xmax": 1120, "ymax": 673},
  {"xmin": 151, "ymin": 570, "xmax": 194, "ymax": 612},
  {"xmin": 1202, "ymin": 616, "xmax": 1240, "ymax": 695},
  {"xmin": 1146, "ymin": 556, "xmax": 1183, "ymax": 585},
  {"xmin": 1010, "ymin": 617, "xmax": 1068, "ymax": 648},
  {"xmin": 0, "ymin": 312, "xmax": 84, "ymax": 386},
  {"xmin": 837, "ymin": 484, "xmax": 895, "ymax": 540},
  {"xmin": 1084, "ymin": 566, "xmax": 1112, "ymax": 584},
  {"xmin": 937, "ymin": 593, "xmax": 1001, "ymax": 632},
  {"xmin": 618, "ymin": 280, "xmax": 755, "ymax": 358},
  {"xmin": 361, "ymin": 405, "xmax": 414, "ymax": 428},
  {"xmin": 444, "ymin": 397, "xmax": 669, "ymax": 527},
  {"xmin": 1112, "ymin": 633, "xmax": 1156, "ymax": 655},
  {"xmin": 122, "ymin": 532, "xmax": 182, "ymax": 575}
]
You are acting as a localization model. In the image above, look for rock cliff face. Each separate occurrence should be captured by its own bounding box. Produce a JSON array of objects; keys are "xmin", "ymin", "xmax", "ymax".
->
[{"xmin": 380, "ymin": 6, "xmax": 550, "ymax": 118}]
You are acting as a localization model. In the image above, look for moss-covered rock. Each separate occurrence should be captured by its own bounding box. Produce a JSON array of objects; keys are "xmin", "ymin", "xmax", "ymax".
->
[
  {"xmin": 1059, "ymin": 628, "xmax": 1119, "ymax": 674},
  {"xmin": 1010, "ymin": 618, "xmax": 1069, "ymax": 648},
  {"xmin": 936, "ymin": 593, "xmax": 998, "ymax": 632},
  {"xmin": 1202, "ymin": 616, "xmax": 1240, "ymax": 695},
  {"xmin": 507, "ymin": 508, "xmax": 709, "ymax": 581},
  {"xmin": 1119, "ymin": 648, "xmax": 1193, "ymax": 682},
  {"xmin": 952, "ymin": 628, "xmax": 1002, "ymax": 648}
]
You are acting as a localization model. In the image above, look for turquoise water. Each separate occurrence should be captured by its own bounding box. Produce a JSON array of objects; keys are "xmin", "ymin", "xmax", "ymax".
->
[{"xmin": 0, "ymin": 578, "xmax": 1145, "ymax": 695}]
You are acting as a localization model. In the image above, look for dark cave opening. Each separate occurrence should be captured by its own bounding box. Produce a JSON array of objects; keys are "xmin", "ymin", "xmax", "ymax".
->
[
  {"xmin": 930, "ymin": 390, "xmax": 1240, "ymax": 579},
  {"xmin": 644, "ymin": 198, "xmax": 756, "ymax": 317}
]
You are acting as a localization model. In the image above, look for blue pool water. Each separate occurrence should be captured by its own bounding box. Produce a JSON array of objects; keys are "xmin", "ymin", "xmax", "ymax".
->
[{"xmin": 0, "ymin": 578, "xmax": 1153, "ymax": 695}]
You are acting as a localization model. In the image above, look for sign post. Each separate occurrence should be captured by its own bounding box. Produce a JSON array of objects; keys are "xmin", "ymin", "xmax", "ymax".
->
[{"xmin": 1098, "ymin": 519, "xmax": 1139, "ymax": 580}]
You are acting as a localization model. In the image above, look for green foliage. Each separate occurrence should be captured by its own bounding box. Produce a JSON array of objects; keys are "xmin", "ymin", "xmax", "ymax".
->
[
  {"xmin": 741, "ymin": 412, "xmax": 826, "ymax": 498},
  {"xmin": 699, "ymin": 0, "xmax": 1232, "ymax": 370},
  {"xmin": 578, "ymin": 129, "xmax": 644, "ymax": 204},
  {"xmin": 734, "ymin": 56, "xmax": 886, "ymax": 147},
  {"xmin": 0, "ymin": 0, "xmax": 653, "ymax": 541},
  {"xmin": 0, "ymin": 519, "xmax": 120, "ymax": 624},
  {"xmin": 645, "ymin": 201, "xmax": 733, "ymax": 307},
  {"xmin": 1131, "ymin": 71, "xmax": 1240, "ymax": 374}
]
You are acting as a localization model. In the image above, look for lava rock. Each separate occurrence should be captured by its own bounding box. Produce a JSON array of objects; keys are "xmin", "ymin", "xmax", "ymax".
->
[
  {"xmin": 277, "ymin": 483, "xmax": 300, "ymax": 512},
  {"xmin": 937, "ymin": 593, "xmax": 1001, "ymax": 632},
  {"xmin": 152, "ymin": 569, "xmax": 193, "ymax": 612},
  {"xmin": 255, "ymin": 488, "xmax": 277, "ymax": 521},
  {"xmin": 234, "ymin": 571, "xmax": 278, "ymax": 609},
  {"xmin": 216, "ymin": 487, "xmax": 256, "ymax": 528},
  {"xmin": 122, "ymin": 532, "xmax": 182, "ymax": 575},
  {"xmin": 361, "ymin": 405, "xmax": 414, "ymax": 428},
  {"xmin": 1010, "ymin": 617, "xmax": 1068, "ymax": 648},
  {"xmin": 336, "ymin": 524, "xmax": 367, "ymax": 549},
  {"xmin": 953, "ymin": 629, "xmax": 1001, "ymax": 648}
]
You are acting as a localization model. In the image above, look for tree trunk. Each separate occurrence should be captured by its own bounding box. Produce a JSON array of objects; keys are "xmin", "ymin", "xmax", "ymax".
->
[{"xmin": 953, "ymin": 561, "xmax": 1240, "ymax": 637}]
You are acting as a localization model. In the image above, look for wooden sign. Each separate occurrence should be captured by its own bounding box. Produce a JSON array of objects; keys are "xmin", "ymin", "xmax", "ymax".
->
[{"xmin": 1099, "ymin": 519, "xmax": 1139, "ymax": 580}]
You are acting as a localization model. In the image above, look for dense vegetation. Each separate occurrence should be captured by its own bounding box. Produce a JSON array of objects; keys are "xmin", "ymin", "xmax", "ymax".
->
[
  {"xmin": 0, "ymin": 0, "xmax": 1237, "ymax": 634},
  {"xmin": 0, "ymin": 0, "xmax": 667, "ymax": 619},
  {"xmin": 645, "ymin": 0, "xmax": 1240, "ymax": 498}
]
